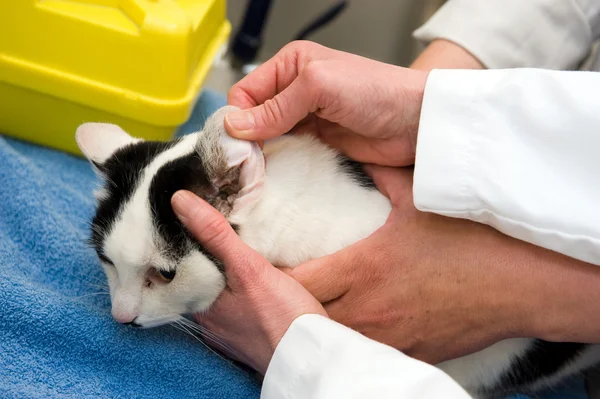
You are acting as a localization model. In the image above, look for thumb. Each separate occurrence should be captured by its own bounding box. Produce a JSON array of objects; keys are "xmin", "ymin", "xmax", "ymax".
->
[
  {"xmin": 171, "ymin": 190, "xmax": 254, "ymax": 270},
  {"xmin": 225, "ymin": 75, "xmax": 317, "ymax": 141},
  {"xmin": 287, "ymin": 249, "xmax": 354, "ymax": 303}
]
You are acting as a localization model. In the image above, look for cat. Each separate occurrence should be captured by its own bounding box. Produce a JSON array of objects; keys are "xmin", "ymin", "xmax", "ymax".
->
[{"xmin": 76, "ymin": 105, "xmax": 600, "ymax": 398}]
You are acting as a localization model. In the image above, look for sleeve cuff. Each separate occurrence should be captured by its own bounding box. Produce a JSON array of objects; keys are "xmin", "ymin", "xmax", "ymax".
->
[
  {"xmin": 413, "ymin": 69, "xmax": 486, "ymax": 216},
  {"xmin": 262, "ymin": 314, "xmax": 364, "ymax": 398},
  {"xmin": 413, "ymin": 68, "xmax": 600, "ymax": 266},
  {"xmin": 261, "ymin": 314, "xmax": 325, "ymax": 398},
  {"xmin": 262, "ymin": 313, "xmax": 472, "ymax": 399}
]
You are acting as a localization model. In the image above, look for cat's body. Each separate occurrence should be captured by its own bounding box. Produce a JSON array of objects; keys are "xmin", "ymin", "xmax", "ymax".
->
[
  {"xmin": 235, "ymin": 134, "xmax": 390, "ymax": 268},
  {"xmin": 76, "ymin": 106, "xmax": 599, "ymax": 398}
]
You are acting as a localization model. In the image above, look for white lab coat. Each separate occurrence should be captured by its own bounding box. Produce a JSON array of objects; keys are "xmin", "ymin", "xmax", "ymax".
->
[
  {"xmin": 413, "ymin": 0, "xmax": 600, "ymax": 71},
  {"xmin": 261, "ymin": 67, "xmax": 600, "ymax": 398}
]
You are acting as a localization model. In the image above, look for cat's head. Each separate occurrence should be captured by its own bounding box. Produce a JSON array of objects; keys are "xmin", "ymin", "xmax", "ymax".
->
[{"xmin": 76, "ymin": 106, "xmax": 265, "ymax": 328}]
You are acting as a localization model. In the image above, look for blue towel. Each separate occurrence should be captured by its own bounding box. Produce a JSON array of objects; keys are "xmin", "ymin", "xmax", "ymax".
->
[
  {"xmin": 0, "ymin": 91, "xmax": 260, "ymax": 399},
  {"xmin": 0, "ymin": 89, "xmax": 588, "ymax": 399}
]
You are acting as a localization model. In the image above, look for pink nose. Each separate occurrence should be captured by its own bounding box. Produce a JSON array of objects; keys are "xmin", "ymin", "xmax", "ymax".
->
[
  {"xmin": 114, "ymin": 315, "xmax": 141, "ymax": 328},
  {"xmin": 112, "ymin": 309, "xmax": 138, "ymax": 325}
]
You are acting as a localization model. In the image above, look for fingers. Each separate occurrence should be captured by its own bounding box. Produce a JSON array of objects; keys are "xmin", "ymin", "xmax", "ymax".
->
[
  {"xmin": 319, "ymin": 132, "xmax": 380, "ymax": 163},
  {"xmin": 227, "ymin": 41, "xmax": 328, "ymax": 110},
  {"xmin": 227, "ymin": 45, "xmax": 300, "ymax": 109},
  {"xmin": 363, "ymin": 164, "xmax": 414, "ymax": 204},
  {"xmin": 225, "ymin": 75, "xmax": 317, "ymax": 141},
  {"xmin": 287, "ymin": 249, "xmax": 355, "ymax": 303},
  {"xmin": 171, "ymin": 190, "xmax": 255, "ymax": 269},
  {"xmin": 320, "ymin": 133, "xmax": 414, "ymax": 167},
  {"xmin": 322, "ymin": 296, "xmax": 351, "ymax": 324}
]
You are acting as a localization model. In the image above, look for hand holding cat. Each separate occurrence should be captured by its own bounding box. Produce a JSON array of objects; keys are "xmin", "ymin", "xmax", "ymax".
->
[
  {"xmin": 171, "ymin": 190, "xmax": 328, "ymax": 375},
  {"xmin": 284, "ymin": 166, "xmax": 600, "ymax": 364},
  {"xmin": 224, "ymin": 41, "xmax": 428, "ymax": 167}
]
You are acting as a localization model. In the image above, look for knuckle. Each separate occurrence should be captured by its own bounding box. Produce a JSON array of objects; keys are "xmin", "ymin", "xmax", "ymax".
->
[
  {"xmin": 281, "ymin": 40, "xmax": 303, "ymax": 54},
  {"xmin": 301, "ymin": 61, "xmax": 338, "ymax": 112},
  {"xmin": 301, "ymin": 61, "xmax": 327, "ymax": 89},
  {"xmin": 282, "ymin": 40, "xmax": 320, "ymax": 54}
]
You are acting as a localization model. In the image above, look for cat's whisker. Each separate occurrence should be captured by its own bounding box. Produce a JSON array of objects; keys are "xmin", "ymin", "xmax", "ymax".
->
[
  {"xmin": 84, "ymin": 275, "xmax": 110, "ymax": 286},
  {"xmin": 70, "ymin": 292, "xmax": 111, "ymax": 299},
  {"xmin": 196, "ymin": 334, "xmax": 236, "ymax": 358},
  {"xmin": 171, "ymin": 320, "xmax": 237, "ymax": 368},
  {"xmin": 179, "ymin": 318, "xmax": 230, "ymax": 344},
  {"xmin": 63, "ymin": 291, "xmax": 111, "ymax": 306},
  {"xmin": 71, "ymin": 214, "xmax": 93, "ymax": 227},
  {"xmin": 84, "ymin": 282, "xmax": 110, "ymax": 292},
  {"xmin": 171, "ymin": 321, "xmax": 223, "ymax": 357},
  {"xmin": 178, "ymin": 318, "xmax": 236, "ymax": 355}
]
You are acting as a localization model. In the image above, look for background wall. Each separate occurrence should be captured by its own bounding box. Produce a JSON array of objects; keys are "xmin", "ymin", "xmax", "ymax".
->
[
  {"xmin": 205, "ymin": 0, "xmax": 446, "ymax": 93},
  {"xmin": 226, "ymin": 0, "xmax": 437, "ymax": 66}
]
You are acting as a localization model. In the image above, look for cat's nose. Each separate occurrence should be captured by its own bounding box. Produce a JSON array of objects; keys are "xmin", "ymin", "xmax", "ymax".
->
[
  {"xmin": 112, "ymin": 310, "xmax": 139, "ymax": 325},
  {"xmin": 111, "ymin": 303, "xmax": 139, "ymax": 325},
  {"xmin": 122, "ymin": 317, "xmax": 141, "ymax": 328}
]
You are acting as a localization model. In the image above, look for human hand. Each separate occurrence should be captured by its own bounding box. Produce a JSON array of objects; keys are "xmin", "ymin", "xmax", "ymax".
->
[
  {"xmin": 224, "ymin": 41, "xmax": 429, "ymax": 167},
  {"xmin": 284, "ymin": 166, "xmax": 600, "ymax": 364},
  {"xmin": 171, "ymin": 190, "xmax": 327, "ymax": 375}
]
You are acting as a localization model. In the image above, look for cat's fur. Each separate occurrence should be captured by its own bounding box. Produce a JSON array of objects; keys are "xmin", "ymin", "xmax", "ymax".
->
[{"xmin": 76, "ymin": 106, "xmax": 600, "ymax": 398}]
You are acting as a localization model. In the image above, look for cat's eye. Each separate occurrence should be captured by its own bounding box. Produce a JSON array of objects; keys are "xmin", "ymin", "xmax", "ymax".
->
[{"xmin": 157, "ymin": 269, "xmax": 176, "ymax": 282}]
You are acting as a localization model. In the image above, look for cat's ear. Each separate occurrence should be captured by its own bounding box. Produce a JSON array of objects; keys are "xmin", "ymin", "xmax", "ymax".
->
[
  {"xmin": 220, "ymin": 129, "xmax": 265, "ymax": 216},
  {"xmin": 76, "ymin": 123, "xmax": 138, "ymax": 165},
  {"xmin": 200, "ymin": 106, "xmax": 265, "ymax": 217}
]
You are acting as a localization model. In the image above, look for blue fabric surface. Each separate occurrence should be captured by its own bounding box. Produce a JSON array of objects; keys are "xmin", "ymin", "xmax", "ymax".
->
[
  {"xmin": 0, "ymin": 89, "xmax": 588, "ymax": 399},
  {"xmin": 0, "ymin": 90, "xmax": 260, "ymax": 399}
]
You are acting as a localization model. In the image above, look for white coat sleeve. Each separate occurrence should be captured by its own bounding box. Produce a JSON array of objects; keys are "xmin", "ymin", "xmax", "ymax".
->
[
  {"xmin": 261, "ymin": 314, "xmax": 472, "ymax": 399},
  {"xmin": 413, "ymin": 68, "xmax": 600, "ymax": 266},
  {"xmin": 413, "ymin": 0, "xmax": 600, "ymax": 70}
]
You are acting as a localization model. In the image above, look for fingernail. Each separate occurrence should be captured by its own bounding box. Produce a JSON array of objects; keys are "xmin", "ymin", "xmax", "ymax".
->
[
  {"xmin": 225, "ymin": 111, "xmax": 255, "ymax": 133},
  {"xmin": 171, "ymin": 191, "xmax": 198, "ymax": 223}
]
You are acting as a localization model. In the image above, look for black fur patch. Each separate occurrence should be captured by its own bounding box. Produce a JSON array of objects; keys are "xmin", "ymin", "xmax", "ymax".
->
[
  {"xmin": 90, "ymin": 140, "xmax": 179, "ymax": 258},
  {"xmin": 488, "ymin": 340, "xmax": 588, "ymax": 396},
  {"xmin": 338, "ymin": 156, "xmax": 376, "ymax": 189},
  {"xmin": 148, "ymin": 152, "xmax": 225, "ymax": 272}
]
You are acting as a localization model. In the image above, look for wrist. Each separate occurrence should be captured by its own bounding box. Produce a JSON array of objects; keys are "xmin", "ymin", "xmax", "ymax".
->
[
  {"xmin": 395, "ymin": 67, "xmax": 430, "ymax": 162},
  {"xmin": 411, "ymin": 39, "xmax": 485, "ymax": 71}
]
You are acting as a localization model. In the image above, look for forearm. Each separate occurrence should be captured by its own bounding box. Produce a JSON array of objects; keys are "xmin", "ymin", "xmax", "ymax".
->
[
  {"xmin": 532, "ymin": 251, "xmax": 600, "ymax": 344},
  {"xmin": 497, "ymin": 236, "xmax": 600, "ymax": 344},
  {"xmin": 410, "ymin": 39, "xmax": 485, "ymax": 70}
]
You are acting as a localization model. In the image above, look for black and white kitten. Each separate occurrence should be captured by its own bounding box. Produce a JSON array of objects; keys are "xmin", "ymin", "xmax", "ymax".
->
[{"xmin": 76, "ymin": 105, "xmax": 600, "ymax": 398}]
